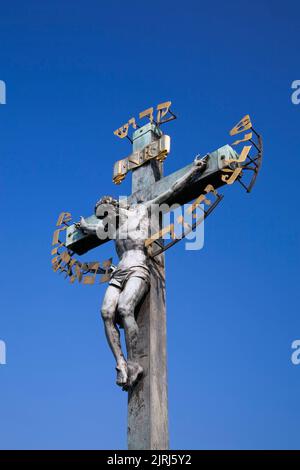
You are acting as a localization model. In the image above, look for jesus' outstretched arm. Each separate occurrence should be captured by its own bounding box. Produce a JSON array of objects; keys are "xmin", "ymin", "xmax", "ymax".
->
[{"xmin": 146, "ymin": 154, "xmax": 208, "ymax": 208}]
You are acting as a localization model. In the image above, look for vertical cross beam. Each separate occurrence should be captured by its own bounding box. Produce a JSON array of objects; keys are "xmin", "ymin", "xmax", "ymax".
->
[{"xmin": 127, "ymin": 124, "xmax": 169, "ymax": 450}]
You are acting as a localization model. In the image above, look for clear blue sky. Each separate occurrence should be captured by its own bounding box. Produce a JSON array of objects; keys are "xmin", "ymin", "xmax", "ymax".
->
[{"xmin": 0, "ymin": 0, "xmax": 299, "ymax": 450}]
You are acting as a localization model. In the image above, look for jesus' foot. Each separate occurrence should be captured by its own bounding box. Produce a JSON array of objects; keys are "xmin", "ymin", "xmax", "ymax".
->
[
  {"xmin": 116, "ymin": 362, "xmax": 128, "ymax": 388},
  {"xmin": 124, "ymin": 361, "xmax": 143, "ymax": 390}
]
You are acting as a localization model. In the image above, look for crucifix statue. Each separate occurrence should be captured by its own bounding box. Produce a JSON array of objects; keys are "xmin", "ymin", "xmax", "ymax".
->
[
  {"xmin": 76, "ymin": 155, "xmax": 207, "ymax": 390},
  {"xmin": 52, "ymin": 102, "xmax": 262, "ymax": 450}
]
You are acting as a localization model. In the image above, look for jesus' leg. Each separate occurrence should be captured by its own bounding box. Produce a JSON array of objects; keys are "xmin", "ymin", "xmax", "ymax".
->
[
  {"xmin": 101, "ymin": 285, "xmax": 127, "ymax": 387},
  {"xmin": 117, "ymin": 276, "xmax": 149, "ymax": 388}
]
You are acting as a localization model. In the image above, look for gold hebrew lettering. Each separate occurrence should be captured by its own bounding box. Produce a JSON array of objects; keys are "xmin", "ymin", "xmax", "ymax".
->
[
  {"xmin": 186, "ymin": 193, "xmax": 211, "ymax": 216},
  {"xmin": 162, "ymin": 224, "xmax": 176, "ymax": 239},
  {"xmin": 221, "ymin": 167, "xmax": 242, "ymax": 184},
  {"xmin": 139, "ymin": 107, "xmax": 154, "ymax": 122},
  {"xmin": 177, "ymin": 215, "xmax": 192, "ymax": 231},
  {"xmin": 156, "ymin": 101, "xmax": 172, "ymax": 123},
  {"xmin": 230, "ymin": 115, "xmax": 252, "ymax": 136},
  {"xmin": 145, "ymin": 224, "xmax": 176, "ymax": 248},
  {"xmin": 145, "ymin": 185, "xmax": 218, "ymax": 248},
  {"xmin": 100, "ymin": 258, "xmax": 113, "ymax": 283},
  {"xmin": 72, "ymin": 262, "xmax": 84, "ymax": 283},
  {"xmin": 52, "ymin": 249, "xmax": 73, "ymax": 274},
  {"xmin": 232, "ymin": 132, "xmax": 252, "ymax": 146},
  {"xmin": 225, "ymin": 145, "xmax": 252, "ymax": 165},
  {"xmin": 83, "ymin": 261, "xmax": 100, "ymax": 285},
  {"xmin": 56, "ymin": 212, "xmax": 72, "ymax": 226},
  {"xmin": 114, "ymin": 123, "xmax": 129, "ymax": 139},
  {"xmin": 204, "ymin": 184, "xmax": 218, "ymax": 196},
  {"xmin": 52, "ymin": 255, "xmax": 63, "ymax": 272},
  {"xmin": 69, "ymin": 260, "xmax": 81, "ymax": 283},
  {"xmin": 60, "ymin": 251, "xmax": 71, "ymax": 264},
  {"xmin": 185, "ymin": 186, "xmax": 217, "ymax": 220},
  {"xmin": 51, "ymin": 242, "xmax": 65, "ymax": 256},
  {"xmin": 52, "ymin": 226, "xmax": 67, "ymax": 246},
  {"xmin": 128, "ymin": 117, "xmax": 137, "ymax": 129},
  {"xmin": 66, "ymin": 258, "xmax": 77, "ymax": 281}
]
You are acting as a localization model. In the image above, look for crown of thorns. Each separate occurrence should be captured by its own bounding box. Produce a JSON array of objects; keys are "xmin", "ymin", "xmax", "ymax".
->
[{"xmin": 94, "ymin": 196, "xmax": 118, "ymax": 213}]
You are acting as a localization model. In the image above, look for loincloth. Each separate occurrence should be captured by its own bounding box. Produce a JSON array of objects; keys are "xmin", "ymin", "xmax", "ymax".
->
[{"xmin": 109, "ymin": 265, "xmax": 150, "ymax": 290}]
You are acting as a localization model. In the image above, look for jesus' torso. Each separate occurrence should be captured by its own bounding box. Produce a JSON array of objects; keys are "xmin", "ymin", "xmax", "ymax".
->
[{"xmin": 114, "ymin": 203, "xmax": 150, "ymax": 269}]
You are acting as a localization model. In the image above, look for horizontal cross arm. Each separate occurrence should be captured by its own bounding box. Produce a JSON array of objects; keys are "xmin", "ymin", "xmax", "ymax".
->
[{"xmin": 65, "ymin": 144, "xmax": 238, "ymax": 255}]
